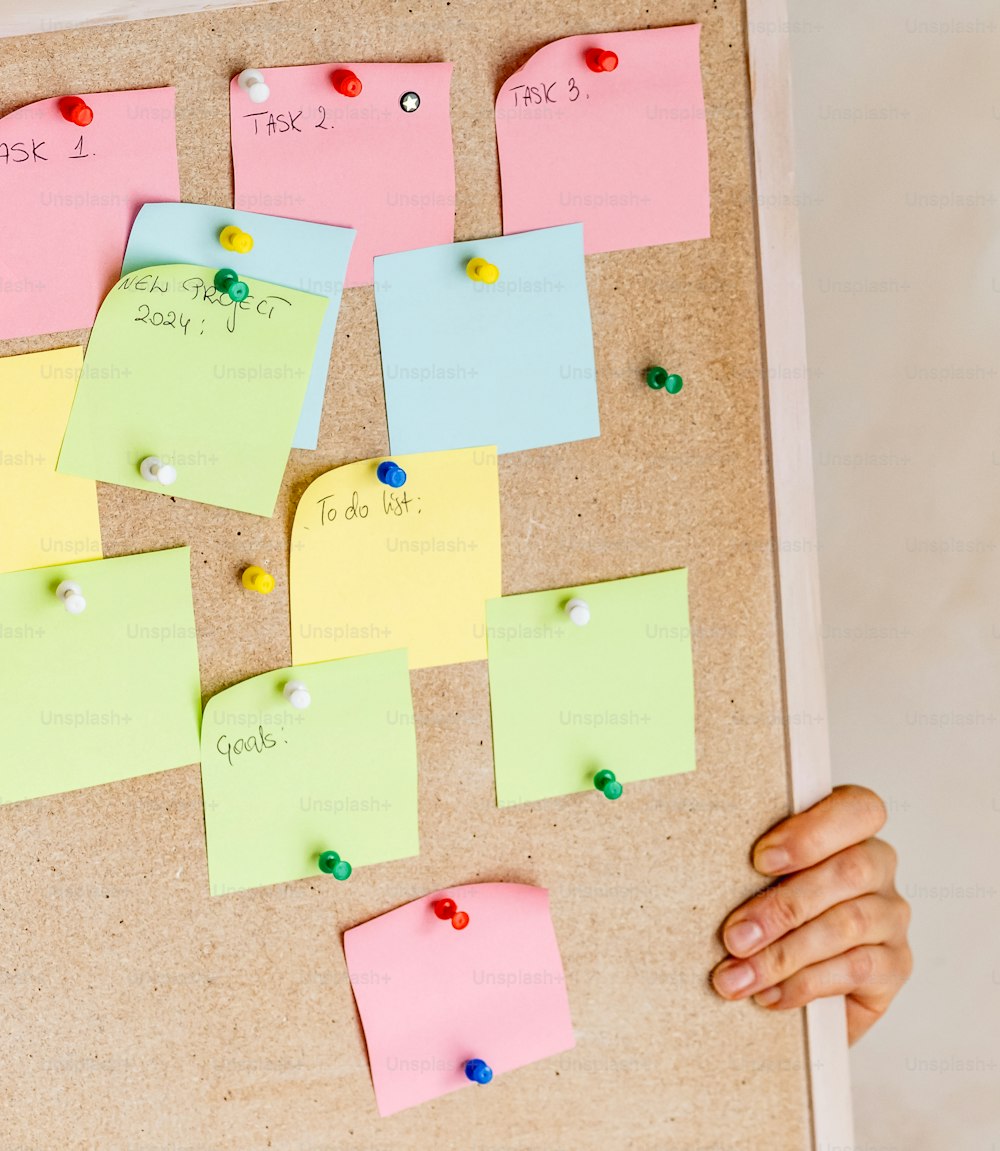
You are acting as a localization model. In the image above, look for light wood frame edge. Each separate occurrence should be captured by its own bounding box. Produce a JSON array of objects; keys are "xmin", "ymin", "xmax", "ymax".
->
[{"xmin": 744, "ymin": 1, "xmax": 855, "ymax": 1148}]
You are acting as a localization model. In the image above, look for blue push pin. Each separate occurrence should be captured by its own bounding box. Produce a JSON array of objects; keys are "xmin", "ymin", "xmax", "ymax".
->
[
  {"xmin": 465, "ymin": 1058, "xmax": 493, "ymax": 1085},
  {"xmin": 377, "ymin": 460, "xmax": 407, "ymax": 488}
]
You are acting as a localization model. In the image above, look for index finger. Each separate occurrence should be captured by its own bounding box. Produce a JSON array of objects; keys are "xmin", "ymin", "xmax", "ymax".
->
[{"xmin": 753, "ymin": 785, "xmax": 888, "ymax": 876}]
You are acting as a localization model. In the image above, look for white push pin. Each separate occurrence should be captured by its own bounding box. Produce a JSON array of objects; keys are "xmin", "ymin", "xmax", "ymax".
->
[
  {"xmin": 283, "ymin": 680, "xmax": 311, "ymax": 710},
  {"xmin": 56, "ymin": 580, "xmax": 86, "ymax": 615},
  {"xmin": 565, "ymin": 598, "xmax": 591, "ymax": 627},
  {"xmin": 139, "ymin": 456, "xmax": 177, "ymax": 486},
  {"xmin": 237, "ymin": 68, "xmax": 270, "ymax": 104}
]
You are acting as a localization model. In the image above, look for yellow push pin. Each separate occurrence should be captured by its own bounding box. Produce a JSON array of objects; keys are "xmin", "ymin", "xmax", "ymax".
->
[
  {"xmin": 220, "ymin": 225, "xmax": 254, "ymax": 254},
  {"xmin": 241, "ymin": 565, "xmax": 275, "ymax": 594},
  {"xmin": 466, "ymin": 257, "xmax": 500, "ymax": 285}
]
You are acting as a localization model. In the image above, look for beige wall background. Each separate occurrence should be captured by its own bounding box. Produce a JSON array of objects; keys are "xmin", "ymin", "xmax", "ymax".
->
[{"xmin": 789, "ymin": 2, "xmax": 1000, "ymax": 1146}]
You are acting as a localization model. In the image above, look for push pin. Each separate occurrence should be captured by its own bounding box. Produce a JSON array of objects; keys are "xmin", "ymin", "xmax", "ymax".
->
[
  {"xmin": 60, "ymin": 96, "xmax": 93, "ymax": 126},
  {"xmin": 466, "ymin": 257, "xmax": 500, "ymax": 285},
  {"xmin": 646, "ymin": 366, "xmax": 683, "ymax": 394},
  {"xmin": 318, "ymin": 850, "xmax": 352, "ymax": 880},
  {"xmin": 376, "ymin": 460, "xmax": 407, "ymax": 488},
  {"xmin": 399, "ymin": 91, "xmax": 420, "ymax": 113},
  {"xmin": 565, "ymin": 598, "xmax": 590, "ymax": 627},
  {"xmin": 593, "ymin": 769, "xmax": 623, "ymax": 801},
  {"xmin": 241, "ymin": 566, "xmax": 275, "ymax": 595},
  {"xmin": 219, "ymin": 225, "xmax": 254, "ymax": 254},
  {"xmin": 333, "ymin": 69, "xmax": 362, "ymax": 97},
  {"xmin": 139, "ymin": 456, "xmax": 177, "ymax": 486},
  {"xmin": 465, "ymin": 1059, "xmax": 493, "ymax": 1085},
  {"xmin": 586, "ymin": 48, "xmax": 619, "ymax": 73},
  {"xmin": 237, "ymin": 68, "xmax": 270, "ymax": 104},
  {"xmin": 283, "ymin": 680, "xmax": 311, "ymax": 710},
  {"xmin": 56, "ymin": 579, "xmax": 86, "ymax": 615},
  {"xmin": 433, "ymin": 898, "xmax": 470, "ymax": 930},
  {"xmin": 214, "ymin": 268, "xmax": 249, "ymax": 303}
]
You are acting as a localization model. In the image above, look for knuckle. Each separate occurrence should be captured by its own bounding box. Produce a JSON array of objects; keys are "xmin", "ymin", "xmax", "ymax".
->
[
  {"xmin": 793, "ymin": 968, "xmax": 819, "ymax": 1004},
  {"xmin": 763, "ymin": 937, "xmax": 792, "ymax": 982},
  {"xmin": 835, "ymin": 846, "xmax": 874, "ymax": 892},
  {"xmin": 898, "ymin": 943, "xmax": 914, "ymax": 982},
  {"xmin": 875, "ymin": 838, "xmax": 899, "ymax": 876},
  {"xmin": 763, "ymin": 884, "xmax": 802, "ymax": 936},
  {"xmin": 841, "ymin": 899, "xmax": 870, "ymax": 943},
  {"xmin": 794, "ymin": 823, "xmax": 826, "ymax": 863},
  {"xmin": 847, "ymin": 947, "xmax": 877, "ymax": 988}
]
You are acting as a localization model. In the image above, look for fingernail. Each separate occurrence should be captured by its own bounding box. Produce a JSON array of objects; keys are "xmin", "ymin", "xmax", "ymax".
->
[
  {"xmin": 756, "ymin": 845, "xmax": 790, "ymax": 873},
  {"xmin": 725, "ymin": 919, "xmax": 763, "ymax": 954},
  {"xmin": 714, "ymin": 962, "xmax": 755, "ymax": 996},
  {"xmin": 755, "ymin": 987, "xmax": 781, "ymax": 1007}
]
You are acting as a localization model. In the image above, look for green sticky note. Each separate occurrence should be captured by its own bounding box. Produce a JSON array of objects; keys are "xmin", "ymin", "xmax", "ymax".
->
[
  {"xmin": 486, "ymin": 569, "xmax": 696, "ymax": 807},
  {"xmin": 0, "ymin": 548, "xmax": 202, "ymax": 807},
  {"xmin": 200, "ymin": 650, "xmax": 419, "ymax": 896},
  {"xmin": 57, "ymin": 263, "xmax": 328, "ymax": 516}
]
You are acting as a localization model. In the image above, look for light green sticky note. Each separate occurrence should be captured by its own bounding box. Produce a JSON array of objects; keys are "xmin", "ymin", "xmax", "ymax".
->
[
  {"xmin": 200, "ymin": 650, "xmax": 419, "ymax": 896},
  {"xmin": 57, "ymin": 263, "xmax": 328, "ymax": 516},
  {"xmin": 0, "ymin": 548, "xmax": 202, "ymax": 806},
  {"xmin": 486, "ymin": 569, "xmax": 696, "ymax": 807}
]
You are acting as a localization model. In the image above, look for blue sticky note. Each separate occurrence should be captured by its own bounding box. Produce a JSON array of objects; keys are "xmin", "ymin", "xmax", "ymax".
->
[
  {"xmin": 374, "ymin": 224, "xmax": 599, "ymax": 455},
  {"xmin": 122, "ymin": 203, "xmax": 355, "ymax": 450}
]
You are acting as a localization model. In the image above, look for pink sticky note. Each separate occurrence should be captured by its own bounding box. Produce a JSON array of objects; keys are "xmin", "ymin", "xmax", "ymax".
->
[
  {"xmin": 231, "ymin": 64, "xmax": 455, "ymax": 288},
  {"xmin": 0, "ymin": 88, "xmax": 179, "ymax": 339},
  {"xmin": 344, "ymin": 883, "xmax": 575, "ymax": 1116},
  {"xmin": 496, "ymin": 26, "xmax": 710, "ymax": 255}
]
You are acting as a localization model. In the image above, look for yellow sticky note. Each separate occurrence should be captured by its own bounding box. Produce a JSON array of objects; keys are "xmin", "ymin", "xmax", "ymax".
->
[
  {"xmin": 56, "ymin": 264, "xmax": 328, "ymax": 516},
  {"xmin": 0, "ymin": 548, "xmax": 202, "ymax": 807},
  {"xmin": 290, "ymin": 447, "xmax": 501, "ymax": 669},
  {"xmin": 0, "ymin": 348, "xmax": 102, "ymax": 574},
  {"xmin": 200, "ymin": 651, "xmax": 419, "ymax": 896}
]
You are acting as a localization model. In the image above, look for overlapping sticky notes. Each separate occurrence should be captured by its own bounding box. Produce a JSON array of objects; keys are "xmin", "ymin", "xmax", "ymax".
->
[
  {"xmin": 0, "ymin": 348, "xmax": 102, "ymax": 574},
  {"xmin": 495, "ymin": 26, "xmax": 710, "ymax": 254},
  {"xmin": 56, "ymin": 264, "xmax": 328, "ymax": 515},
  {"xmin": 374, "ymin": 224, "xmax": 599, "ymax": 455},
  {"xmin": 290, "ymin": 447, "xmax": 501, "ymax": 669},
  {"xmin": 0, "ymin": 547, "xmax": 200, "ymax": 806},
  {"xmin": 122, "ymin": 203, "xmax": 355, "ymax": 450},
  {"xmin": 200, "ymin": 650, "xmax": 418, "ymax": 896},
  {"xmin": 0, "ymin": 87, "xmax": 179, "ymax": 339},
  {"xmin": 486, "ymin": 569, "xmax": 696, "ymax": 807},
  {"xmin": 345, "ymin": 883, "xmax": 574, "ymax": 1115},
  {"xmin": 231, "ymin": 63, "xmax": 454, "ymax": 288}
]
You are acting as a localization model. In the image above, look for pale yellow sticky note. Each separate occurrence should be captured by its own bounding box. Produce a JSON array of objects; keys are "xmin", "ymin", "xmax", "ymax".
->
[
  {"xmin": 0, "ymin": 347, "xmax": 102, "ymax": 574},
  {"xmin": 290, "ymin": 447, "xmax": 501, "ymax": 668}
]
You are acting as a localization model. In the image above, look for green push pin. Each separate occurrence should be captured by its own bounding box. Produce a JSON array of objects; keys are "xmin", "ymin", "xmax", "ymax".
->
[
  {"xmin": 646, "ymin": 366, "xmax": 683, "ymax": 394},
  {"xmin": 214, "ymin": 267, "xmax": 249, "ymax": 303},
  {"xmin": 318, "ymin": 850, "xmax": 352, "ymax": 880},
  {"xmin": 593, "ymin": 769, "xmax": 623, "ymax": 801}
]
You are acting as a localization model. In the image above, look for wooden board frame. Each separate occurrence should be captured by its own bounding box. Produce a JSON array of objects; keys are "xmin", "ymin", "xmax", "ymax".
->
[
  {"xmin": 745, "ymin": 2, "xmax": 855, "ymax": 1145},
  {"xmin": 0, "ymin": 0, "xmax": 855, "ymax": 1146}
]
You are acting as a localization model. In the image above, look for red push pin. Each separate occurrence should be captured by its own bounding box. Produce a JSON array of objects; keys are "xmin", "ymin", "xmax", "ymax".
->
[
  {"xmin": 586, "ymin": 49, "xmax": 619, "ymax": 73},
  {"xmin": 433, "ymin": 898, "xmax": 470, "ymax": 930},
  {"xmin": 332, "ymin": 69, "xmax": 362, "ymax": 98},
  {"xmin": 60, "ymin": 96, "xmax": 94, "ymax": 126}
]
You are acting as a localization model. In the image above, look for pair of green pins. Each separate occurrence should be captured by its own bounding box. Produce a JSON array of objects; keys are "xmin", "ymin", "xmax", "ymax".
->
[
  {"xmin": 646, "ymin": 366, "xmax": 683, "ymax": 394},
  {"xmin": 214, "ymin": 267, "xmax": 249, "ymax": 302},
  {"xmin": 594, "ymin": 769, "xmax": 623, "ymax": 801},
  {"xmin": 318, "ymin": 850, "xmax": 352, "ymax": 880}
]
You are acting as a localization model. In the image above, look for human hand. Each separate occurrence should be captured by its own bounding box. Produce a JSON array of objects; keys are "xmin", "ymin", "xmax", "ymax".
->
[{"xmin": 711, "ymin": 785, "xmax": 912, "ymax": 1043}]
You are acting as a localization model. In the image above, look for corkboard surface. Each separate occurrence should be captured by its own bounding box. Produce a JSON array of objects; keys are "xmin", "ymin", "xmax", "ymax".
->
[{"xmin": 0, "ymin": 2, "xmax": 813, "ymax": 1148}]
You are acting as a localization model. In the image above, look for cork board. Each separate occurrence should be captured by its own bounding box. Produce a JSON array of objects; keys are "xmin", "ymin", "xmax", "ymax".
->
[{"xmin": 0, "ymin": 2, "xmax": 816, "ymax": 1149}]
